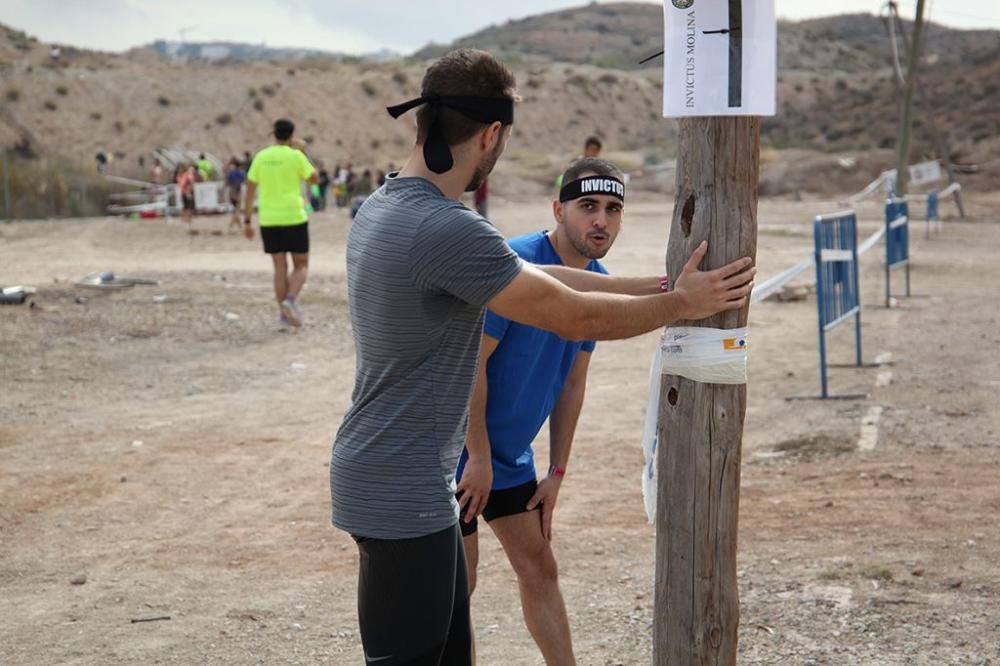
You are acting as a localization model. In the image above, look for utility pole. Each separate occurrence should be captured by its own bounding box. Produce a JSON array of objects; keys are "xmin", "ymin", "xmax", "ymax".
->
[
  {"xmin": 888, "ymin": 3, "xmax": 966, "ymax": 216},
  {"xmin": 655, "ymin": 116, "xmax": 759, "ymax": 664},
  {"xmin": 893, "ymin": 0, "xmax": 926, "ymax": 197}
]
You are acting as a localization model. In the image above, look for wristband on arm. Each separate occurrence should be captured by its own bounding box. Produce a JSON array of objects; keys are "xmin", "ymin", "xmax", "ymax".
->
[
  {"xmin": 659, "ymin": 274, "xmax": 670, "ymax": 292},
  {"xmin": 548, "ymin": 464, "xmax": 566, "ymax": 478}
]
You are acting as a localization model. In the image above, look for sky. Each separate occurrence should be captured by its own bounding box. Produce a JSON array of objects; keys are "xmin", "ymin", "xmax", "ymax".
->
[{"xmin": 2, "ymin": 0, "xmax": 998, "ymax": 55}]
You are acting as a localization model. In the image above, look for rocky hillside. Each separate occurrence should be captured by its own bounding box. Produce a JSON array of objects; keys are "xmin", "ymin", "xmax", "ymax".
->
[
  {"xmin": 414, "ymin": 3, "xmax": 999, "ymax": 73},
  {"xmin": 0, "ymin": 6, "xmax": 997, "ymax": 198}
]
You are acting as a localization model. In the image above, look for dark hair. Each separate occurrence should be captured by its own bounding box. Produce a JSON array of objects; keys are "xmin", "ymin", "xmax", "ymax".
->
[
  {"xmin": 274, "ymin": 118, "xmax": 295, "ymax": 140},
  {"xmin": 561, "ymin": 157, "xmax": 624, "ymax": 187},
  {"xmin": 416, "ymin": 49, "xmax": 518, "ymax": 147},
  {"xmin": 584, "ymin": 136, "xmax": 603, "ymax": 150}
]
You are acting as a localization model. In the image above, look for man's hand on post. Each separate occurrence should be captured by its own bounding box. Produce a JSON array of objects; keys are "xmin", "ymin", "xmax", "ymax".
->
[
  {"xmin": 671, "ymin": 241, "xmax": 755, "ymax": 320},
  {"xmin": 456, "ymin": 455, "xmax": 492, "ymax": 523}
]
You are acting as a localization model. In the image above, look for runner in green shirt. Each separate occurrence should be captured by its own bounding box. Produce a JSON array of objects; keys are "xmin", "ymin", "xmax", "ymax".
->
[
  {"xmin": 243, "ymin": 119, "xmax": 319, "ymax": 328},
  {"xmin": 196, "ymin": 154, "xmax": 215, "ymax": 181}
]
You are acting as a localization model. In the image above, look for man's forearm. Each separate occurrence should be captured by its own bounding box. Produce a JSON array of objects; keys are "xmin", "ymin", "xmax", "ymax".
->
[
  {"xmin": 465, "ymin": 366, "xmax": 491, "ymax": 460},
  {"xmin": 538, "ymin": 264, "xmax": 664, "ymax": 296},
  {"xmin": 558, "ymin": 290, "xmax": 687, "ymax": 342},
  {"xmin": 549, "ymin": 383, "xmax": 585, "ymax": 470}
]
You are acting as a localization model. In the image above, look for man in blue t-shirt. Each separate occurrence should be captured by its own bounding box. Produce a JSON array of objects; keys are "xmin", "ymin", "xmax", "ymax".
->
[{"xmin": 456, "ymin": 158, "xmax": 668, "ymax": 663}]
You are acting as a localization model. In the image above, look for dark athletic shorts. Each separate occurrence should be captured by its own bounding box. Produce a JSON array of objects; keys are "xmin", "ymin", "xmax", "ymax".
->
[
  {"xmin": 353, "ymin": 524, "xmax": 472, "ymax": 665},
  {"xmin": 260, "ymin": 221, "xmax": 309, "ymax": 254},
  {"xmin": 182, "ymin": 193, "xmax": 195, "ymax": 211},
  {"xmin": 458, "ymin": 478, "xmax": 538, "ymax": 537}
]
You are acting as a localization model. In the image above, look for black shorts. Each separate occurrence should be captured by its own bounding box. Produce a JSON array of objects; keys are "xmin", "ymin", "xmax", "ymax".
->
[
  {"xmin": 458, "ymin": 478, "xmax": 538, "ymax": 537},
  {"xmin": 182, "ymin": 194, "xmax": 195, "ymax": 211},
  {"xmin": 260, "ymin": 222, "xmax": 309, "ymax": 254},
  {"xmin": 353, "ymin": 524, "xmax": 471, "ymax": 665}
]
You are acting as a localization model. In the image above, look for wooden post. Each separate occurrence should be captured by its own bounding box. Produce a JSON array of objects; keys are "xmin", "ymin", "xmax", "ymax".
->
[{"xmin": 654, "ymin": 116, "xmax": 759, "ymax": 665}]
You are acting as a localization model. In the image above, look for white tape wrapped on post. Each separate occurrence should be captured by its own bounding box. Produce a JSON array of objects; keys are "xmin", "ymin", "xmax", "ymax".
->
[
  {"xmin": 640, "ymin": 341, "xmax": 663, "ymax": 523},
  {"xmin": 661, "ymin": 326, "xmax": 749, "ymax": 384},
  {"xmin": 640, "ymin": 325, "xmax": 750, "ymax": 523}
]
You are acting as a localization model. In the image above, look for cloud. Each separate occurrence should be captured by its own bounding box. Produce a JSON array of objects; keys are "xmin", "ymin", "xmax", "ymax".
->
[
  {"xmin": 1, "ymin": 0, "xmax": 996, "ymax": 55},
  {"xmin": 301, "ymin": 0, "xmax": 588, "ymax": 53},
  {"xmin": 1, "ymin": 0, "xmax": 383, "ymax": 53}
]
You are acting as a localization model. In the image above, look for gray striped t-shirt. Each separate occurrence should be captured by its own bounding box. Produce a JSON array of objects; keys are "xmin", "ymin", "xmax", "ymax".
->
[{"xmin": 331, "ymin": 175, "xmax": 523, "ymax": 540}]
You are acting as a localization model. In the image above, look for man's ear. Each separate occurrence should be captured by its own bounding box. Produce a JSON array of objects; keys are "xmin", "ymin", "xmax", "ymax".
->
[
  {"xmin": 552, "ymin": 199, "xmax": 564, "ymax": 226},
  {"xmin": 481, "ymin": 121, "xmax": 504, "ymax": 151}
]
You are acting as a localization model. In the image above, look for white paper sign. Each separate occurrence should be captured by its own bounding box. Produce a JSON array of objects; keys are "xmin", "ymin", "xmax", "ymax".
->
[
  {"xmin": 662, "ymin": 0, "xmax": 776, "ymax": 117},
  {"xmin": 909, "ymin": 160, "xmax": 942, "ymax": 186}
]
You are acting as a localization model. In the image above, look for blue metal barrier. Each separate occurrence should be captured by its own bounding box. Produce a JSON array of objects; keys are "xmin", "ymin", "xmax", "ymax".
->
[
  {"xmin": 812, "ymin": 210, "xmax": 864, "ymax": 399},
  {"xmin": 885, "ymin": 198, "xmax": 911, "ymax": 305},
  {"xmin": 927, "ymin": 192, "xmax": 939, "ymax": 223},
  {"xmin": 924, "ymin": 191, "xmax": 940, "ymax": 239}
]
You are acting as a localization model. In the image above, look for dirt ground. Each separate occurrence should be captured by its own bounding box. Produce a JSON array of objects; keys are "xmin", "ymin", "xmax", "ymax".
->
[{"xmin": 2, "ymin": 191, "xmax": 999, "ymax": 665}]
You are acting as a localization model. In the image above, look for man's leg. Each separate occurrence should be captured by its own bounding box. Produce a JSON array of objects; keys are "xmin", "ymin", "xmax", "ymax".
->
[
  {"xmin": 489, "ymin": 510, "xmax": 575, "ymax": 665},
  {"xmin": 354, "ymin": 524, "xmax": 471, "ymax": 665},
  {"xmin": 288, "ymin": 252, "xmax": 309, "ymax": 299},
  {"xmin": 461, "ymin": 520, "xmax": 480, "ymax": 664},
  {"xmin": 278, "ymin": 251, "xmax": 309, "ymax": 327},
  {"xmin": 270, "ymin": 252, "xmax": 289, "ymax": 313},
  {"xmin": 439, "ymin": 525, "xmax": 473, "ymax": 664},
  {"xmin": 230, "ymin": 198, "xmax": 240, "ymax": 229}
]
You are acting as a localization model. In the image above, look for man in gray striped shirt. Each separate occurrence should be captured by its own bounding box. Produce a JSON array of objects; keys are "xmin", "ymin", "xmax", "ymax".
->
[{"xmin": 331, "ymin": 49, "xmax": 755, "ymax": 666}]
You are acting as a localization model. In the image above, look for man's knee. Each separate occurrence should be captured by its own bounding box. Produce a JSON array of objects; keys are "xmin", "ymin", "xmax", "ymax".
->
[
  {"xmin": 292, "ymin": 253, "xmax": 309, "ymax": 269},
  {"xmin": 510, "ymin": 543, "xmax": 558, "ymax": 586}
]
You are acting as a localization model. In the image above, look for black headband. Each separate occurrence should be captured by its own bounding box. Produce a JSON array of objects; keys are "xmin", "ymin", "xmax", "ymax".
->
[
  {"xmin": 386, "ymin": 94, "xmax": 515, "ymax": 174},
  {"xmin": 559, "ymin": 175, "xmax": 626, "ymax": 203}
]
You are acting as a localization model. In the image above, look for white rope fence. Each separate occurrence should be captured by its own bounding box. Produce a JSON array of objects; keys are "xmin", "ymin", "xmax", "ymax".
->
[
  {"xmin": 756, "ymin": 176, "xmax": 961, "ymax": 302},
  {"xmin": 749, "ymin": 222, "xmax": 888, "ymax": 305},
  {"xmin": 847, "ymin": 172, "xmax": 891, "ymax": 204}
]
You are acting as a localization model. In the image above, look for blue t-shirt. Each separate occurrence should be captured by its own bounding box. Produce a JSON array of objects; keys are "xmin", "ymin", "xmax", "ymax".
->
[
  {"xmin": 457, "ymin": 231, "xmax": 608, "ymax": 490},
  {"xmin": 226, "ymin": 168, "xmax": 246, "ymax": 188}
]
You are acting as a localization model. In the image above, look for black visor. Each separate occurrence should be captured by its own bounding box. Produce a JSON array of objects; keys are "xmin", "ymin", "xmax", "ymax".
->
[
  {"xmin": 559, "ymin": 175, "xmax": 626, "ymax": 203},
  {"xmin": 386, "ymin": 94, "xmax": 514, "ymax": 174}
]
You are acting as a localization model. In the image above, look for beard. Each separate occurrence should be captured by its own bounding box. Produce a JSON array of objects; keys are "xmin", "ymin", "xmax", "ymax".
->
[
  {"xmin": 465, "ymin": 138, "xmax": 504, "ymax": 193},
  {"xmin": 562, "ymin": 212, "xmax": 613, "ymax": 260}
]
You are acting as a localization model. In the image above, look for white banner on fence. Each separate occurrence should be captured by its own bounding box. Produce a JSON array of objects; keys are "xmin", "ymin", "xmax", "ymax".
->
[
  {"xmin": 662, "ymin": 0, "xmax": 776, "ymax": 117},
  {"xmin": 909, "ymin": 160, "xmax": 943, "ymax": 186}
]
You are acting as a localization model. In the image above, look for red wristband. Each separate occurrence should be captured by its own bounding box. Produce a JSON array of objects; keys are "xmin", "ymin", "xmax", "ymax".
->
[
  {"xmin": 548, "ymin": 464, "xmax": 566, "ymax": 478},
  {"xmin": 659, "ymin": 274, "xmax": 670, "ymax": 292}
]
